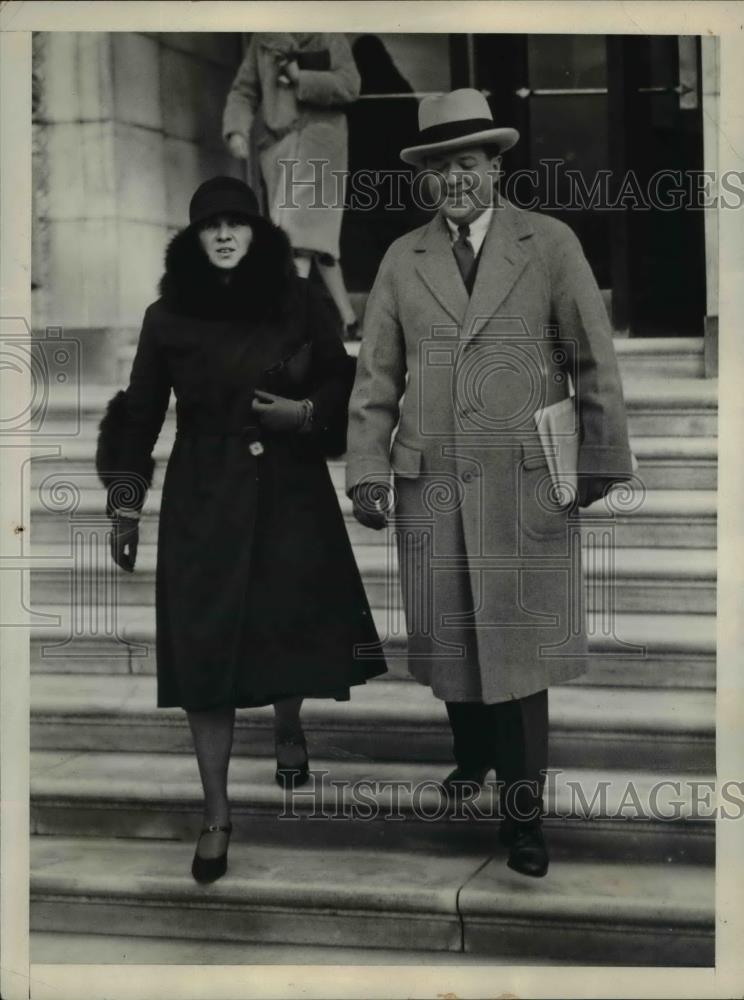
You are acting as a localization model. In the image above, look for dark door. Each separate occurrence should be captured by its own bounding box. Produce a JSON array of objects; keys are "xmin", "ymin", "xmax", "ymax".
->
[{"xmin": 473, "ymin": 33, "xmax": 706, "ymax": 335}]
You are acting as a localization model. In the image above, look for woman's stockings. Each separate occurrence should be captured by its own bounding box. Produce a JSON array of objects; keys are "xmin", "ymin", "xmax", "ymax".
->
[{"xmin": 187, "ymin": 706, "xmax": 235, "ymax": 857}]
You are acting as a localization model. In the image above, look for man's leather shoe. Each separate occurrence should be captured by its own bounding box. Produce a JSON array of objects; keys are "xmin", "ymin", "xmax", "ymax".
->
[{"xmin": 505, "ymin": 821, "xmax": 549, "ymax": 878}]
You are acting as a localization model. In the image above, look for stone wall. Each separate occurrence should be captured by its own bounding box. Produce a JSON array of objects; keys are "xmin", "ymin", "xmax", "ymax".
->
[{"xmin": 32, "ymin": 31, "xmax": 244, "ymax": 383}]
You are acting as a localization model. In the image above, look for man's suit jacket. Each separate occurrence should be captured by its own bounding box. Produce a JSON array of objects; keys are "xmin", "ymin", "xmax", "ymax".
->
[{"xmin": 344, "ymin": 197, "xmax": 636, "ymax": 703}]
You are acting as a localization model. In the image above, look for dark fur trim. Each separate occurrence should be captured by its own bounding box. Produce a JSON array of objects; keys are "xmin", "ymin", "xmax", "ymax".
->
[
  {"xmin": 95, "ymin": 389, "xmax": 155, "ymax": 513},
  {"xmin": 158, "ymin": 215, "xmax": 299, "ymax": 321}
]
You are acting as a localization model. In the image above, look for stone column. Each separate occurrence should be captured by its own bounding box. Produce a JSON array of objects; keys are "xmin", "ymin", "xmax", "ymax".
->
[
  {"xmin": 32, "ymin": 31, "xmax": 242, "ymax": 385},
  {"xmin": 701, "ymin": 35, "xmax": 719, "ymax": 377}
]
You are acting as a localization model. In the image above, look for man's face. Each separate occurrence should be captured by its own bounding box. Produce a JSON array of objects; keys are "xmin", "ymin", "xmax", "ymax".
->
[{"xmin": 423, "ymin": 146, "xmax": 501, "ymax": 225}]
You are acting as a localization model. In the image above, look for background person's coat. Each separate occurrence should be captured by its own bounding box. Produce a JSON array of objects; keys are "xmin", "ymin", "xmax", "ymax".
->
[
  {"xmin": 223, "ymin": 33, "xmax": 360, "ymax": 261},
  {"xmin": 345, "ymin": 197, "xmax": 635, "ymax": 704},
  {"xmin": 98, "ymin": 217, "xmax": 385, "ymax": 710}
]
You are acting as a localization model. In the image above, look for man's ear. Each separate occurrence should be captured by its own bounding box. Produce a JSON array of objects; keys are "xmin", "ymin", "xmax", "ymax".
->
[{"xmin": 490, "ymin": 153, "xmax": 503, "ymax": 183}]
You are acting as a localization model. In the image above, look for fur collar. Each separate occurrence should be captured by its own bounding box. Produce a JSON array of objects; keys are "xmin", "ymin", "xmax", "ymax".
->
[{"xmin": 158, "ymin": 216, "xmax": 299, "ymax": 322}]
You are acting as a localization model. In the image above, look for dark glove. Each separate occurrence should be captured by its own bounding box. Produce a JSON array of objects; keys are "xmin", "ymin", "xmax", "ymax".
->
[
  {"xmin": 351, "ymin": 481, "xmax": 392, "ymax": 531},
  {"xmin": 578, "ymin": 475, "xmax": 625, "ymax": 509},
  {"xmin": 252, "ymin": 390, "xmax": 309, "ymax": 432},
  {"xmin": 110, "ymin": 515, "xmax": 139, "ymax": 572}
]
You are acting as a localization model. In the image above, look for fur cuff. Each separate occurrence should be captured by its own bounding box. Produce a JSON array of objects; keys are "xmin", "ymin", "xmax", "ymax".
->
[{"xmin": 95, "ymin": 389, "xmax": 155, "ymax": 514}]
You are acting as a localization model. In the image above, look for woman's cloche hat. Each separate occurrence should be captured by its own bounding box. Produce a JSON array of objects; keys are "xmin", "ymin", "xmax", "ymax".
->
[
  {"xmin": 189, "ymin": 176, "xmax": 261, "ymax": 227},
  {"xmin": 400, "ymin": 88, "xmax": 519, "ymax": 166}
]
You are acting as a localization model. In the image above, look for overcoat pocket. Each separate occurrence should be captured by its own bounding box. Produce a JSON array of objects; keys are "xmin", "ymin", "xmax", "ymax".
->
[
  {"xmin": 518, "ymin": 442, "xmax": 572, "ymax": 539},
  {"xmin": 390, "ymin": 438, "xmax": 423, "ymax": 479}
]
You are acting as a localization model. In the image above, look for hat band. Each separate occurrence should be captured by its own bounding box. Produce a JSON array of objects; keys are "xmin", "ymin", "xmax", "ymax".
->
[{"xmin": 416, "ymin": 117, "xmax": 496, "ymax": 146}]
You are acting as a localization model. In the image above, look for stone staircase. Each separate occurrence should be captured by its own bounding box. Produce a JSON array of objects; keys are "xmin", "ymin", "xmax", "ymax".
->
[{"xmin": 29, "ymin": 336, "xmax": 716, "ymax": 966}]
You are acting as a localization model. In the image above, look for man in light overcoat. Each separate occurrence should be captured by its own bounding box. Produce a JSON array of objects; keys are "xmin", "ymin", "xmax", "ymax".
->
[{"xmin": 345, "ymin": 89, "xmax": 635, "ymax": 877}]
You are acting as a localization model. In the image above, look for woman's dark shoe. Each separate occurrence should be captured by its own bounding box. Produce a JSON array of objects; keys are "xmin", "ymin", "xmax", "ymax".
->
[
  {"xmin": 275, "ymin": 734, "xmax": 310, "ymax": 789},
  {"xmin": 505, "ymin": 821, "xmax": 549, "ymax": 878},
  {"xmin": 191, "ymin": 822, "xmax": 232, "ymax": 884}
]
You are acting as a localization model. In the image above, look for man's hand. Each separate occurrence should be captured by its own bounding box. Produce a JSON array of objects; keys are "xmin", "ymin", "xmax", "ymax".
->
[
  {"xmin": 351, "ymin": 481, "xmax": 392, "ymax": 530},
  {"xmin": 110, "ymin": 515, "xmax": 139, "ymax": 572},
  {"xmin": 227, "ymin": 132, "xmax": 249, "ymax": 160},
  {"xmin": 578, "ymin": 475, "xmax": 626, "ymax": 509},
  {"xmin": 252, "ymin": 390, "xmax": 306, "ymax": 432}
]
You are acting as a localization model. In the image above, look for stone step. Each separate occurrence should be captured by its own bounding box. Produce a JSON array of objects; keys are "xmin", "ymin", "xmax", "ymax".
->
[
  {"xmin": 29, "ymin": 603, "xmax": 717, "ymax": 689},
  {"xmin": 31, "ymin": 929, "xmax": 551, "ymax": 966},
  {"xmin": 30, "ymin": 433, "xmax": 719, "ymax": 492},
  {"xmin": 611, "ymin": 337, "xmax": 705, "ymax": 378},
  {"xmin": 29, "ymin": 543, "xmax": 717, "ymax": 614},
  {"xmin": 30, "ymin": 836, "xmax": 714, "ymax": 965},
  {"xmin": 621, "ymin": 378, "xmax": 717, "ymax": 436},
  {"xmin": 118, "ymin": 333, "xmax": 707, "ymax": 378},
  {"xmin": 30, "ymin": 750, "xmax": 714, "ymax": 865},
  {"xmin": 35, "ymin": 375, "xmax": 717, "ymax": 438},
  {"xmin": 615, "ymin": 436, "xmax": 716, "ymax": 489},
  {"xmin": 28, "ymin": 487, "xmax": 718, "ymax": 549},
  {"xmin": 30, "ymin": 674, "xmax": 715, "ymax": 774}
]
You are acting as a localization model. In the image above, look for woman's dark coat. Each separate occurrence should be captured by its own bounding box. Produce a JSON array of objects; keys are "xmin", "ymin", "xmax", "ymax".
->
[{"xmin": 97, "ymin": 216, "xmax": 386, "ymax": 709}]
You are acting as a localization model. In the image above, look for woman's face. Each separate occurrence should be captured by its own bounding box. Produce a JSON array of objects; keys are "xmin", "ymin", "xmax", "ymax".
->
[{"xmin": 198, "ymin": 214, "xmax": 253, "ymax": 270}]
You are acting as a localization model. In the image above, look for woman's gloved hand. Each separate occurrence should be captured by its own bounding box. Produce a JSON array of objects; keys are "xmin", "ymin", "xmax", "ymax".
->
[
  {"xmin": 110, "ymin": 515, "xmax": 139, "ymax": 572},
  {"xmin": 252, "ymin": 390, "xmax": 310, "ymax": 432}
]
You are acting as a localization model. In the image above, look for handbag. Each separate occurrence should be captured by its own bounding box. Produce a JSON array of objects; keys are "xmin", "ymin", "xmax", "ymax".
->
[{"xmin": 294, "ymin": 49, "xmax": 331, "ymax": 71}]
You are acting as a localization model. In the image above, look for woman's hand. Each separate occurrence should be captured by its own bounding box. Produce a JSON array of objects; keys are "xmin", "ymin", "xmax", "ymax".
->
[
  {"xmin": 110, "ymin": 515, "xmax": 139, "ymax": 572},
  {"xmin": 284, "ymin": 59, "xmax": 300, "ymax": 83},
  {"xmin": 227, "ymin": 133, "xmax": 249, "ymax": 159},
  {"xmin": 252, "ymin": 390, "xmax": 307, "ymax": 432}
]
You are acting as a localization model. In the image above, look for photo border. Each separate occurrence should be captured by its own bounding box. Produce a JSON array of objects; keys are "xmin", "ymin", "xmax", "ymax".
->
[{"xmin": 2, "ymin": 2, "xmax": 743, "ymax": 998}]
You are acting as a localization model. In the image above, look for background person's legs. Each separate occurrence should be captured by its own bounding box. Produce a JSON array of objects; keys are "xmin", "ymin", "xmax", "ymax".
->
[
  {"xmin": 316, "ymin": 255, "xmax": 358, "ymax": 332},
  {"xmin": 293, "ymin": 251, "xmax": 312, "ymax": 278}
]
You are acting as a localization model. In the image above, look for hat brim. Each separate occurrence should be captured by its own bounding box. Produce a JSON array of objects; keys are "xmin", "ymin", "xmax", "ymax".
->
[{"xmin": 400, "ymin": 127, "xmax": 520, "ymax": 166}]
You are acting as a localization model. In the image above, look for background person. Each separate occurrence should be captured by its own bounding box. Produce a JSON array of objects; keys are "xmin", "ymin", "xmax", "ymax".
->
[{"xmin": 223, "ymin": 32, "xmax": 362, "ymax": 339}]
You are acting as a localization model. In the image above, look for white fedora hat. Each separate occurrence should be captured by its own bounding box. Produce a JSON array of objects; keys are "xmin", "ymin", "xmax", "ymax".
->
[{"xmin": 400, "ymin": 88, "xmax": 519, "ymax": 166}]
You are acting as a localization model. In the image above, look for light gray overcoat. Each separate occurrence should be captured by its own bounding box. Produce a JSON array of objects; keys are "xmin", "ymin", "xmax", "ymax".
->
[
  {"xmin": 345, "ymin": 197, "xmax": 635, "ymax": 703},
  {"xmin": 223, "ymin": 32, "xmax": 360, "ymax": 260}
]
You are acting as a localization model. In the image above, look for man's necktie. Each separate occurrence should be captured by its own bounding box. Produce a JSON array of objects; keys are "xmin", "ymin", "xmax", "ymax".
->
[{"xmin": 452, "ymin": 223, "xmax": 476, "ymax": 293}]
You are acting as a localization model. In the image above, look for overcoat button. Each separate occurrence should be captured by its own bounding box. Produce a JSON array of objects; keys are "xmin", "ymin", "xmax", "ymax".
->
[{"xmin": 249, "ymin": 441, "xmax": 264, "ymax": 456}]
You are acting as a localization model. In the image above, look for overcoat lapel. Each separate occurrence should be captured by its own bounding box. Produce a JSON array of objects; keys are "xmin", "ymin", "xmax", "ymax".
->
[
  {"xmin": 412, "ymin": 199, "xmax": 534, "ymax": 338},
  {"xmin": 461, "ymin": 198, "xmax": 533, "ymax": 344},
  {"xmin": 413, "ymin": 214, "xmax": 469, "ymax": 324}
]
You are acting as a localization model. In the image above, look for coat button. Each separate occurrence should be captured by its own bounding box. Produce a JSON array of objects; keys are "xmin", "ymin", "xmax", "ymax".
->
[
  {"xmin": 462, "ymin": 470, "xmax": 473, "ymax": 483},
  {"xmin": 249, "ymin": 441, "xmax": 264, "ymax": 456}
]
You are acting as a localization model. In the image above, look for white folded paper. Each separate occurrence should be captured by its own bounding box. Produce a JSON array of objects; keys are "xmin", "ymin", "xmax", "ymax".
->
[
  {"xmin": 534, "ymin": 391, "xmax": 580, "ymax": 509},
  {"xmin": 533, "ymin": 375, "xmax": 639, "ymax": 508}
]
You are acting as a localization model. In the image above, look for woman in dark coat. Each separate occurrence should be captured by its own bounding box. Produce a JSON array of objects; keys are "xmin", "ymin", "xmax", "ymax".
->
[{"xmin": 96, "ymin": 176, "xmax": 385, "ymax": 883}]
